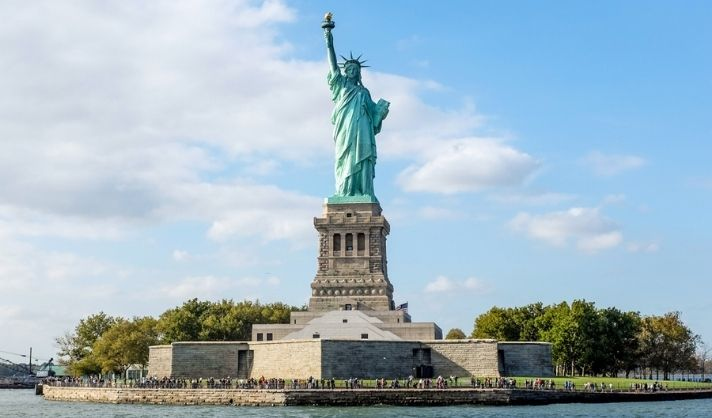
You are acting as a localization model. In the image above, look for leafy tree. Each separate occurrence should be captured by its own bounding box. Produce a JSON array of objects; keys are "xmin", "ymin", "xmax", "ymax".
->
[
  {"xmin": 472, "ymin": 303, "xmax": 547, "ymax": 341},
  {"xmin": 589, "ymin": 308, "xmax": 641, "ymax": 377},
  {"xmin": 471, "ymin": 307, "xmax": 520, "ymax": 340},
  {"xmin": 511, "ymin": 303, "xmax": 547, "ymax": 341},
  {"xmin": 538, "ymin": 300, "xmax": 598, "ymax": 376},
  {"xmin": 92, "ymin": 317, "xmax": 159, "ymax": 376},
  {"xmin": 156, "ymin": 298, "xmax": 212, "ymax": 343},
  {"xmin": 57, "ymin": 299, "xmax": 304, "ymax": 377},
  {"xmin": 445, "ymin": 328, "xmax": 466, "ymax": 340},
  {"xmin": 638, "ymin": 312, "xmax": 698, "ymax": 380},
  {"xmin": 539, "ymin": 302, "xmax": 574, "ymax": 375},
  {"xmin": 55, "ymin": 312, "xmax": 117, "ymax": 376},
  {"xmin": 157, "ymin": 298, "xmax": 300, "ymax": 343},
  {"xmin": 471, "ymin": 301, "xmax": 699, "ymax": 378}
]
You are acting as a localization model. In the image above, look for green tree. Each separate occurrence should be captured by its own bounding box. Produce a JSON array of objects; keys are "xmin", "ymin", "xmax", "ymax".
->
[
  {"xmin": 156, "ymin": 298, "xmax": 211, "ymax": 343},
  {"xmin": 511, "ymin": 303, "xmax": 547, "ymax": 341},
  {"xmin": 157, "ymin": 298, "xmax": 300, "ymax": 343},
  {"xmin": 92, "ymin": 316, "xmax": 159, "ymax": 376},
  {"xmin": 57, "ymin": 299, "xmax": 304, "ymax": 377},
  {"xmin": 539, "ymin": 300, "xmax": 598, "ymax": 376},
  {"xmin": 470, "ymin": 300, "xmax": 699, "ymax": 378},
  {"xmin": 638, "ymin": 312, "xmax": 699, "ymax": 380},
  {"xmin": 471, "ymin": 307, "xmax": 520, "ymax": 340},
  {"xmin": 472, "ymin": 303, "xmax": 547, "ymax": 341},
  {"xmin": 589, "ymin": 308, "xmax": 641, "ymax": 377},
  {"xmin": 55, "ymin": 312, "xmax": 117, "ymax": 376},
  {"xmin": 445, "ymin": 328, "xmax": 466, "ymax": 340}
]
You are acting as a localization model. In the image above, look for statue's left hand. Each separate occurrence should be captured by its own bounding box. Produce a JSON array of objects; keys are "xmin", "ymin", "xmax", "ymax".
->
[{"xmin": 376, "ymin": 99, "xmax": 390, "ymax": 120}]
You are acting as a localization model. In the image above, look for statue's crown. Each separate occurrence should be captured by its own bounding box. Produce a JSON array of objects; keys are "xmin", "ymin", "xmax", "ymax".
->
[{"xmin": 339, "ymin": 52, "xmax": 369, "ymax": 68}]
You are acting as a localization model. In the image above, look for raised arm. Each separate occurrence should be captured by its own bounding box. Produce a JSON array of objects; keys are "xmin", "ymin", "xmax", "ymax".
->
[{"xmin": 322, "ymin": 13, "xmax": 339, "ymax": 75}]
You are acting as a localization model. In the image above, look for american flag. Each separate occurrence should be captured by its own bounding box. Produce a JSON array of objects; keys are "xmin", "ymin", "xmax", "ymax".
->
[{"xmin": 396, "ymin": 302, "xmax": 408, "ymax": 313}]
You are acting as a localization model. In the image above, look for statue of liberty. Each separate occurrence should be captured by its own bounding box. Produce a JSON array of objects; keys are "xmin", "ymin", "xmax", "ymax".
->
[{"xmin": 322, "ymin": 13, "xmax": 389, "ymax": 201}]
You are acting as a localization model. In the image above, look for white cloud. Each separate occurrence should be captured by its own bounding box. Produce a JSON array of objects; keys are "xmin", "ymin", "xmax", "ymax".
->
[
  {"xmin": 0, "ymin": 235, "xmax": 126, "ymax": 356},
  {"xmin": 0, "ymin": 1, "xmax": 321, "ymax": 229},
  {"xmin": 0, "ymin": 0, "xmax": 503, "ymax": 244},
  {"xmin": 172, "ymin": 250, "xmax": 189, "ymax": 262},
  {"xmin": 488, "ymin": 192, "xmax": 577, "ymax": 206},
  {"xmin": 398, "ymin": 139, "xmax": 540, "ymax": 194},
  {"xmin": 159, "ymin": 275, "xmax": 280, "ymax": 300},
  {"xmin": 162, "ymin": 181, "xmax": 321, "ymax": 243},
  {"xmin": 602, "ymin": 194, "xmax": 626, "ymax": 205},
  {"xmin": 509, "ymin": 207, "xmax": 623, "ymax": 252},
  {"xmin": 425, "ymin": 276, "xmax": 456, "ymax": 292},
  {"xmin": 424, "ymin": 275, "xmax": 489, "ymax": 294},
  {"xmin": 582, "ymin": 151, "xmax": 645, "ymax": 177},
  {"xmin": 626, "ymin": 241, "xmax": 660, "ymax": 253},
  {"xmin": 462, "ymin": 277, "xmax": 488, "ymax": 292},
  {"xmin": 0, "ymin": 1, "xmax": 532, "ymax": 356},
  {"xmin": 577, "ymin": 231, "xmax": 623, "ymax": 252}
]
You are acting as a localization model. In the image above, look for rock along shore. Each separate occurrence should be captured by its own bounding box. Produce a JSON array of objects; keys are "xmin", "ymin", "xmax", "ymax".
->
[{"xmin": 42, "ymin": 385, "xmax": 712, "ymax": 406}]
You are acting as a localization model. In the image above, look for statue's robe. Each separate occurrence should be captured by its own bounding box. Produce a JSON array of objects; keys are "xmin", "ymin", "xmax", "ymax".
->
[{"xmin": 328, "ymin": 71, "xmax": 385, "ymax": 197}]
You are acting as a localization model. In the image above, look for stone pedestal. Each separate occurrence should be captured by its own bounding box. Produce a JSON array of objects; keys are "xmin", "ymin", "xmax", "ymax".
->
[{"xmin": 309, "ymin": 201, "xmax": 394, "ymax": 312}]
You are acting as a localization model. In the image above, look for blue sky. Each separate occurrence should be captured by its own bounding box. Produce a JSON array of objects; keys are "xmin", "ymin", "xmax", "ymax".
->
[{"xmin": 1, "ymin": 0, "xmax": 711, "ymax": 363}]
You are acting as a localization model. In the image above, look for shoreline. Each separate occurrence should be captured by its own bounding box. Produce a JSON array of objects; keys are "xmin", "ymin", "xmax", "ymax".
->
[{"xmin": 41, "ymin": 385, "xmax": 712, "ymax": 406}]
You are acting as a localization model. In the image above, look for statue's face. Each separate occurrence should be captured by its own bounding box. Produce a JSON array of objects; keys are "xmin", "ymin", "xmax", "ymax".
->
[{"xmin": 344, "ymin": 63, "xmax": 360, "ymax": 81}]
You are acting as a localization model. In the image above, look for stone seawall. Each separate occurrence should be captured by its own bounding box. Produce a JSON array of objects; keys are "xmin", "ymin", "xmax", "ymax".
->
[
  {"xmin": 43, "ymin": 386, "xmax": 286, "ymax": 406},
  {"xmin": 43, "ymin": 386, "xmax": 712, "ymax": 406}
]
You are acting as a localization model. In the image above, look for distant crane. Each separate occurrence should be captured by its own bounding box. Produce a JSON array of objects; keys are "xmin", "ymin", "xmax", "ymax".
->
[
  {"xmin": 0, "ymin": 356, "xmax": 31, "ymax": 375},
  {"xmin": 0, "ymin": 349, "xmax": 46, "ymax": 376}
]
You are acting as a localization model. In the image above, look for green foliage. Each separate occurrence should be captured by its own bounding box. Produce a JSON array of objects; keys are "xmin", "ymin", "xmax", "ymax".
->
[
  {"xmin": 56, "ymin": 298, "xmax": 303, "ymax": 376},
  {"xmin": 92, "ymin": 317, "xmax": 159, "ymax": 375},
  {"xmin": 156, "ymin": 298, "xmax": 212, "ymax": 342},
  {"xmin": 55, "ymin": 312, "xmax": 117, "ymax": 376},
  {"xmin": 472, "ymin": 303, "xmax": 545, "ymax": 341},
  {"xmin": 471, "ymin": 301, "xmax": 698, "ymax": 377},
  {"xmin": 472, "ymin": 307, "xmax": 520, "ymax": 340},
  {"xmin": 638, "ymin": 311, "xmax": 699, "ymax": 380},
  {"xmin": 445, "ymin": 328, "xmax": 466, "ymax": 340},
  {"xmin": 157, "ymin": 298, "xmax": 298, "ymax": 343},
  {"xmin": 590, "ymin": 308, "xmax": 641, "ymax": 377}
]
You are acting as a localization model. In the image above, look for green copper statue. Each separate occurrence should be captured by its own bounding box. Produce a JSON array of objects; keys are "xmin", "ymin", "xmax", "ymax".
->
[{"xmin": 322, "ymin": 13, "xmax": 389, "ymax": 201}]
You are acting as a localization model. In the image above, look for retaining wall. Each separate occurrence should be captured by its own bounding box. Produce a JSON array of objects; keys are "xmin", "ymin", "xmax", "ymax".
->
[
  {"xmin": 43, "ymin": 386, "xmax": 712, "ymax": 406},
  {"xmin": 42, "ymin": 386, "xmax": 285, "ymax": 406}
]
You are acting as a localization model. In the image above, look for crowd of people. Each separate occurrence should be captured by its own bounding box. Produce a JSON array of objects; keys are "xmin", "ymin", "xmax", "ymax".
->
[
  {"xmin": 630, "ymin": 381, "xmax": 667, "ymax": 392},
  {"xmin": 523, "ymin": 378, "xmax": 555, "ymax": 390},
  {"xmin": 470, "ymin": 377, "xmax": 517, "ymax": 389},
  {"xmin": 43, "ymin": 375, "xmax": 675, "ymax": 393}
]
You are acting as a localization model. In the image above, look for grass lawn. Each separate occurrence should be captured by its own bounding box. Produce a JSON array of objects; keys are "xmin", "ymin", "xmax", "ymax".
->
[
  {"xmin": 507, "ymin": 376, "xmax": 712, "ymax": 391},
  {"xmin": 339, "ymin": 376, "xmax": 712, "ymax": 391}
]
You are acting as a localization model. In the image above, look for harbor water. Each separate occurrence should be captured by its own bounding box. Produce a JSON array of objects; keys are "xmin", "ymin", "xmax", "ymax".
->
[{"xmin": 3, "ymin": 389, "xmax": 711, "ymax": 417}]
